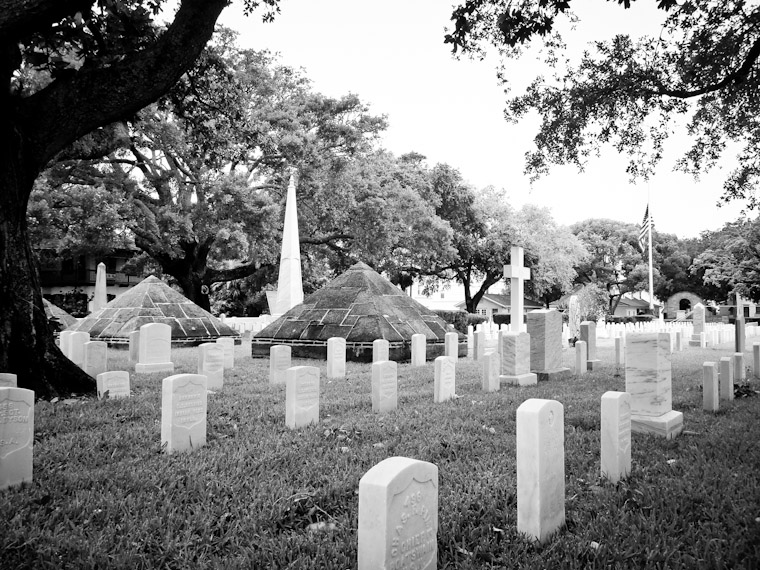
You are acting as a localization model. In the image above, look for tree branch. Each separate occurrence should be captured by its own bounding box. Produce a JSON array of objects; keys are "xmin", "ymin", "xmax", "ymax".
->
[{"xmin": 0, "ymin": 0, "xmax": 93, "ymax": 39}]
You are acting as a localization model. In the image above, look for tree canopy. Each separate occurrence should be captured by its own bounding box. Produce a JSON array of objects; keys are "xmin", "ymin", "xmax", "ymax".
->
[{"xmin": 446, "ymin": 0, "xmax": 760, "ymax": 206}]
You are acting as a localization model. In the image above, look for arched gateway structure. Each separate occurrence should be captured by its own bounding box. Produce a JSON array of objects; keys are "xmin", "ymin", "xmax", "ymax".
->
[
  {"xmin": 665, "ymin": 291, "xmax": 704, "ymax": 319},
  {"xmin": 251, "ymin": 262, "xmax": 465, "ymax": 362}
]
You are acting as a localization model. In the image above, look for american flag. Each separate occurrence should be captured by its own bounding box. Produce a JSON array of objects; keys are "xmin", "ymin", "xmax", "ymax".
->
[{"xmin": 638, "ymin": 205, "xmax": 653, "ymax": 252}]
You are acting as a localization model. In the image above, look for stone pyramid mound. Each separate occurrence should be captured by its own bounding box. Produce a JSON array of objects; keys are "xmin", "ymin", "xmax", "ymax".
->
[
  {"xmin": 43, "ymin": 298, "xmax": 78, "ymax": 331},
  {"xmin": 65, "ymin": 275, "xmax": 239, "ymax": 344},
  {"xmin": 252, "ymin": 262, "xmax": 463, "ymax": 361}
]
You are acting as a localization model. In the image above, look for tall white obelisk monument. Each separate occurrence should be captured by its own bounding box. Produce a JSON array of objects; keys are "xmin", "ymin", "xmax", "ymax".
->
[
  {"xmin": 92, "ymin": 262, "xmax": 108, "ymax": 313},
  {"xmin": 273, "ymin": 175, "xmax": 304, "ymax": 316}
]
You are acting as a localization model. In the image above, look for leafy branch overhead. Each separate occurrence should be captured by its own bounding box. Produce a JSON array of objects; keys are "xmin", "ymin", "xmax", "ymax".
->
[{"xmin": 446, "ymin": 0, "xmax": 760, "ymax": 206}]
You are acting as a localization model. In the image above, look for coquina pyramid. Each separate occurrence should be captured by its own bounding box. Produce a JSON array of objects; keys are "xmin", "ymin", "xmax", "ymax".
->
[
  {"xmin": 252, "ymin": 261, "xmax": 462, "ymax": 361},
  {"xmin": 65, "ymin": 275, "xmax": 239, "ymax": 344}
]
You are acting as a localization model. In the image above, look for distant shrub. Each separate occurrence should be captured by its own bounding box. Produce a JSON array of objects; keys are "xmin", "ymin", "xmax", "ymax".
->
[{"xmin": 434, "ymin": 310, "xmax": 469, "ymax": 334}]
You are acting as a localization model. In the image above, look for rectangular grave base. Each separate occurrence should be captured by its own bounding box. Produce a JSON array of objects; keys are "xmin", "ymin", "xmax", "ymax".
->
[
  {"xmin": 586, "ymin": 359, "xmax": 602, "ymax": 371},
  {"xmin": 535, "ymin": 368, "xmax": 571, "ymax": 382},
  {"xmin": 500, "ymin": 373, "xmax": 537, "ymax": 387},
  {"xmin": 135, "ymin": 362, "xmax": 175, "ymax": 374},
  {"xmin": 631, "ymin": 411, "xmax": 684, "ymax": 440}
]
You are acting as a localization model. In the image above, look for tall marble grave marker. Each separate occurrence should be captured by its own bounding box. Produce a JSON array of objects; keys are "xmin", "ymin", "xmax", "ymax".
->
[
  {"xmin": 135, "ymin": 323, "xmax": 174, "ymax": 373},
  {"xmin": 601, "ymin": 391, "xmax": 631, "ymax": 484},
  {"xmin": 527, "ymin": 310, "xmax": 570, "ymax": 381},
  {"xmin": 516, "ymin": 398, "xmax": 565, "ymax": 543},
  {"xmin": 161, "ymin": 374, "xmax": 207, "ymax": 454},
  {"xmin": 327, "ymin": 337, "xmax": 346, "ymax": 379},
  {"xmin": 719, "ymin": 356, "xmax": 734, "ymax": 401},
  {"xmin": 285, "ymin": 366, "xmax": 320, "ymax": 429},
  {"xmin": 93, "ymin": 261, "xmax": 107, "ymax": 313},
  {"xmin": 689, "ymin": 303, "xmax": 706, "ymax": 347},
  {"xmin": 625, "ymin": 333, "xmax": 683, "ymax": 439},
  {"xmin": 499, "ymin": 332, "xmax": 537, "ymax": 386},
  {"xmin": 434, "ymin": 356, "xmax": 455, "ymax": 403},
  {"xmin": 580, "ymin": 321, "xmax": 600, "ymax": 370},
  {"xmin": 411, "ymin": 334, "xmax": 426, "ymax": 367},
  {"xmin": 372, "ymin": 361, "xmax": 398, "ymax": 413},
  {"xmin": 198, "ymin": 343, "xmax": 224, "ymax": 390},
  {"xmin": 0, "ymin": 387, "xmax": 34, "ymax": 489},
  {"xmin": 270, "ymin": 345, "xmax": 291, "ymax": 384},
  {"xmin": 504, "ymin": 245, "xmax": 530, "ymax": 332},
  {"xmin": 358, "ymin": 456, "xmax": 438, "ymax": 570},
  {"xmin": 128, "ymin": 331, "xmax": 140, "ymax": 363},
  {"xmin": 702, "ymin": 362, "xmax": 719, "ymax": 412}
]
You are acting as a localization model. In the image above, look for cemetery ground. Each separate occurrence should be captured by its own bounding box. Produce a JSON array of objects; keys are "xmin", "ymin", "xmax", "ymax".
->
[{"xmin": 1, "ymin": 339, "xmax": 759, "ymax": 569}]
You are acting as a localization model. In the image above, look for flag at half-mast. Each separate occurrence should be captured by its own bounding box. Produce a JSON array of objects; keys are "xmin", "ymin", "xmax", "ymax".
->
[{"xmin": 638, "ymin": 205, "xmax": 654, "ymax": 252}]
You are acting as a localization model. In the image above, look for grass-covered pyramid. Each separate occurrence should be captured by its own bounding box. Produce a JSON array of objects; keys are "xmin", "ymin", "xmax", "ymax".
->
[
  {"xmin": 65, "ymin": 275, "xmax": 239, "ymax": 345},
  {"xmin": 252, "ymin": 261, "xmax": 463, "ymax": 361}
]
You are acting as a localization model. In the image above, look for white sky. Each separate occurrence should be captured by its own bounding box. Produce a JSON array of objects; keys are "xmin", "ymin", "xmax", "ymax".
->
[{"xmin": 218, "ymin": 0, "xmax": 748, "ymax": 238}]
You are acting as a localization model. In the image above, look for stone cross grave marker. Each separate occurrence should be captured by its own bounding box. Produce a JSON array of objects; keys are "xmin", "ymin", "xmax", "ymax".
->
[
  {"xmin": 327, "ymin": 337, "xmax": 346, "ymax": 379},
  {"xmin": 373, "ymin": 339, "xmax": 390, "ymax": 363},
  {"xmin": 216, "ymin": 337, "xmax": 235, "ymax": 369},
  {"xmin": 372, "ymin": 361, "xmax": 398, "ymax": 413},
  {"xmin": 516, "ymin": 398, "xmax": 565, "ymax": 544},
  {"xmin": 198, "ymin": 343, "xmax": 224, "ymax": 390},
  {"xmin": 68, "ymin": 331, "xmax": 90, "ymax": 368},
  {"xmin": 161, "ymin": 374, "xmax": 207, "ymax": 454},
  {"xmin": 625, "ymin": 333, "xmax": 683, "ymax": 439},
  {"xmin": 285, "ymin": 366, "xmax": 320, "ymax": 429},
  {"xmin": 601, "ymin": 391, "xmax": 631, "ymax": 484},
  {"xmin": 84, "ymin": 341, "xmax": 108, "ymax": 378},
  {"xmin": 411, "ymin": 334, "xmax": 426, "ymax": 367},
  {"xmin": 128, "ymin": 330, "xmax": 140, "ymax": 363},
  {"xmin": 702, "ymin": 362, "xmax": 719, "ymax": 412},
  {"xmin": 499, "ymin": 331, "xmax": 537, "ymax": 386},
  {"xmin": 444, "ymin": 331, "xmax": 458, "ymax": 361},
  {"xmin": 481, "ymin": 351, "xmax": 500, "ymax": 392},
  {"xmin": 527, "ymin": 310, "xmax": 570, "ymax": 381},
  {"xmin": 504, "ymin": 245, "xmax": 530, "ymax": 332},
  {"xmin": 719, "ymin": 356, "xmax": 734, "ymax": 401},
  {"xmin": 96, "ymin": 371, "xmax": 131, "ymax": 400},
  {"xmin": 434, "ymin": 356, "xmax": 455, "ymax": 403},
  {"xmin": 358, "ymin": 456, "xmax": 438, "ymax": 570},
  {"xmin": 0, "ymin": 373, "xmax": 17, "ymax": 388},
  {"xmin": 580, "ymin": 321, "xmax": 600, "ymax": 370},
  {"xmin": 136, "ymin": 323, "xmax": 174, "ymax": 374},
  {"xmin": 574, "ymin": 341, "xmax": 587, "ymax": 376},
  {"xmin": 270, "ymin": 345, "xmax": 291, "ymax": 385},
  {"xmin": 0, "ymin": 387, "xmax": 34, "ymax": 490}
]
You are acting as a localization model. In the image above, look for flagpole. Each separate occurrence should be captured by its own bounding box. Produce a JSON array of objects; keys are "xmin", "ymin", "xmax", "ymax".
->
[{"xmin": 647, "ymin": 187, "xmax": 654, "ymax": 314}]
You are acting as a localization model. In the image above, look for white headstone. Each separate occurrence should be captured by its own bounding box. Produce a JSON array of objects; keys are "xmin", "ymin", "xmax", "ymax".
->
[
  {"xmin": 59, "ymin": 330, "xmax": 74, "ymax": 359},
  {"xmin": 83, "ymin": 341, "xmax": 108, "ymax": 378},
  {"xmin": 358, "ymin": 456, "xmax": 438, "ymax": 570},
  {"xmin": 444, "ymin": 332, "xmax": 459, "ymax": 361},
  {"xmin": 625, "ymin": 333, "xmax": 683, "ymax": 439},
  {"xmin": 693, "ymin": 303, "xmax": 706, "ymax": 335},
  {"xmin": 434, "ymin": 356, "xmax": 455, "ymax": 403},
  {"xmin": 601, "ymin": 391, "xmax": 631, "ymax": 484},
  {"xmin": 0, "ymin": 387, "xmax": 34, "ymax": 490},
  {"xmin": 68, "ymin": 331, "xmax": 90, "ymax": 368},
  {"xmin": 580, "ymin": 321, "xmax": 600, "ymax": 369},
  {"xmin": 0, "ymin": 373, "xmax": 17, "ymax": 388},
  {"xmin": 504, "ymin": 245, "xmax": 530, "ymax": 332},
  {"xmin": 411, "ymin": 334, "xmax": 426, "ymax": 367},
  {"xmin": 614, "ymin": 337, "xmax": 625, "ymax": 371},
  {"xmin": 216, "ymin": 337, "xmax": 235, "ymax": 369},
  {"xmin": 575, "ymin": 341, "xmax": 587, "ymax": 376},
  {"xmin": 285, "ymin": 366, "xmax": 320, "ymax": 429},
  {"xmin": 198, "ymin": 343, "xmax": 224, "ymax": 390},
  {"xmin": 733, "ymin": 352, "xmax": 746, "ymax": 382},
  {"xmin": 327, "ymin": 337, "xmax": 346, "ymax": 379},
  {"xmin": 96, "ymin": 371, "xmax": 130, "ymax": 400},
  {"xmin": 481, "ymin": 351, "xmax": 500, "ymax": 392},
  {"xmin": 373, "ymin": 339, "xmax": 390, "ymax": 363},
  {"xmin": 128, "ymin": 330, "xmax": 140, "ymax": 363},
  {"xmin": 473, "ymin": 329, "xmax": 485, "ymax": 361},
  {"xmin": 372, "ymin": 361, "xmax": 398, "ymax": 413},
  {"xmin": 527, "ymin": 310, "xmax": 570, "ymax": 381},
  {"xmin": 135, "ymin": 323, "xmax": 174, "ymax": 373},
  {"xmin": 516, "ymin": 398, "xmax": 565, "ymax": 543},
  {"xmin": 161, "ymin": 374, "xmax": 207, "ymax": 454},
  {"xmin": 754, "ymin": 343, "xmax": 760, "ymax": 379},
  {"xmin": 719, "ymin": 356, "xmax": 734, "ymax": 401},
  {"xmin": 702, "ymin": 362, "xmax": 719, "ymax": 412},
  {"xmin": 270, "ymin": 345, "xmax": 291, "ymax": 384}
]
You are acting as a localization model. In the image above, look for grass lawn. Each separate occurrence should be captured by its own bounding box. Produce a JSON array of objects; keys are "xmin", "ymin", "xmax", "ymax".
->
[{"xmin": 1, "ymin": 337, "xmax": 759, "ymax": 569}]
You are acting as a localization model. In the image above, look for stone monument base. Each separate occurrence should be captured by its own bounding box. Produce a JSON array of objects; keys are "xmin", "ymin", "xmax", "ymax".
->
[
  {"xmin": 587, "ymin": 359, "xmax": 601, "ymax": 371},
  {"xmin": 135, "ymin": 362, "xmax": 175, "ymax": 374},
  {"xmin": 499, "ymin": 373, "xmax": 538, "ymax": 387},
  {"xmin": 535, "ymin": 368, "xmax": 571, "ymax": 382},
  {"xmin": 631, "ymin": 410, "xmax": 683, "ymax": 440}
]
